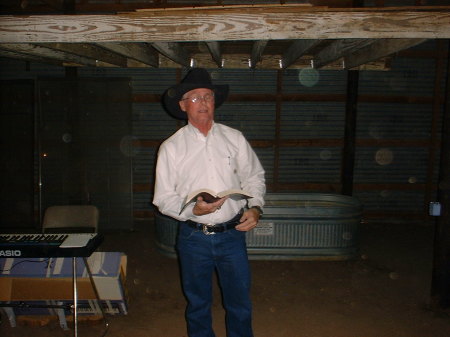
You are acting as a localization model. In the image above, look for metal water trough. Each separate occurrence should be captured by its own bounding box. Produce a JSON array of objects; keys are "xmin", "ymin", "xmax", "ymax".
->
[{"xmin": 154, "ymin": 193, "xmax": 363, "ymax": 260}]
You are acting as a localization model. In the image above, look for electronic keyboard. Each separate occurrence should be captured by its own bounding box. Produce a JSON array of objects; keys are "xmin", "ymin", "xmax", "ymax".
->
[{"xmin": 0, "ymin": 233, "xmax": 104, "ymax": 258}]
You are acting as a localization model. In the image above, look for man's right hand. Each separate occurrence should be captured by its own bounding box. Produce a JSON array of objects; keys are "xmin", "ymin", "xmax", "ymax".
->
[{"xmin": 192, "ymin": 196, "xmax": 228, "ymax": 216}]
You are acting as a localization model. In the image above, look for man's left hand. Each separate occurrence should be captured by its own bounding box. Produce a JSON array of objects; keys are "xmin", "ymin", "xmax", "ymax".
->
[{"xmin": 235, "ymin": 208, "xmax": 261, "ymax": 232}]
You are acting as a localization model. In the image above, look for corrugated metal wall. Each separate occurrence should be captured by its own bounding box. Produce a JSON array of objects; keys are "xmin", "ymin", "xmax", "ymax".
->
[
  {"xmin": 0, "ymin": 80, "xmax": 35, "ymax": 229},
  {"xmin": 0, "ymin": 40, "xmax": 446, "ymax": 227},
  {"xmin": 353, "ymin": 41, "xmax": 444, "ymax": 218},
  {"xmin": 37, "ymin": 78, "xmax": 133, "ymax": 230}
]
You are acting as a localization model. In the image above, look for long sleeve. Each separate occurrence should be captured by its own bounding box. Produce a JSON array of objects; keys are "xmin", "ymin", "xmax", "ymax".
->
[
  {"xmin": 152, "ymin": 138, "xmax": 188, "ymax": 221},
  {"xmin": 236, "ymin": 134, "xmax": 266, "ymax": 210},
  {"xmin": 153, "ymin": 123, "xmax": 265, "ymax": 222}
]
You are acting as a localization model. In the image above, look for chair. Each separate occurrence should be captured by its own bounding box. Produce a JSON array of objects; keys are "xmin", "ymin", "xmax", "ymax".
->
[
  {"xmin": 40, "ymin": 205, "xmax": 107, "ymax": 336},
  {"xmin": 42, "ymin": 205, "xmax": 99, "ymax": 233}
]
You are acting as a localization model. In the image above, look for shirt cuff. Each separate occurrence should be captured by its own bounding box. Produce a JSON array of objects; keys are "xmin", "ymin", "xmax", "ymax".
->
[
  {"xmin": 249, "ymin": 205, "xmax": 263, "ymax": 215},
  {"xmin": 180, "ymin": 202, "xmax": 196, "ymax": 219}
]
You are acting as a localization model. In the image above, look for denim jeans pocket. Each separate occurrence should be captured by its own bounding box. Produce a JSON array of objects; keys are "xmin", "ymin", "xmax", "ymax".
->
[
  {"xmin": 178, "ymin": 223, "xmax": 197, "ymax": 241},
  {"xmin": 225, "ymin": 228, "xmax": 246, "ymax": 241}
]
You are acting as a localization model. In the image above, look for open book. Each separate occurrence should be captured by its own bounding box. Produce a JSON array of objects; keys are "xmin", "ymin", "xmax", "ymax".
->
[{"xmin": 179, "ymin": 188, "xmax": 253, "ymax": 214}]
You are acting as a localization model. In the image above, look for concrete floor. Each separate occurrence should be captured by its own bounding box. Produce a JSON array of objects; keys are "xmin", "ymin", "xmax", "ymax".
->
[{"xmin": 1, "ymin": 219, "xmax": 450, "ymax": 337}]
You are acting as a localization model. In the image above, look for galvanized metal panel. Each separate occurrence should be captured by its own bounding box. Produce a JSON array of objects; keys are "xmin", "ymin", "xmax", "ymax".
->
[
  {"xmin": 0, "ymin": 80, "xmax": 35, "ymax": 229},
  {"xmin": 133, "ymin": 102, "xmax": 179, "ymax": 140},
  {"xmin": 133, "ymin": 190, "xmax": 153, "ymax": 214},
  {"xmin": 81, "ymin": 67, "xmax": 178, "ymax": 94},
  {"xmin": 359, "ymin": 57, "xmax": 436, "ymax": 96},
  {"xmin": 356, "ymin": 102, "xmax": 433, "ymax": 139},
  {"xmin": 151, "ymin": 68, "xmax": 277, "ymax": 95},
  {"xmin": 133, "ymin": 147, "xmax": 157, "ymax": 185},
  {"xmin": 210, "ymin": 68, "xmax": 278, "ymax": 94},
  {"xmin": 354, "ymin": 190, "xmax": 424, "ymax": 213},
  {"xmin": 216, "ymin": 102, "xmax": 276, "ymax": 139},
  {"xmin": 38, "ymin": 78, "xmax": 133, "ymax": 230},
  {"xmin": 281, "ymin": 102, "xmax": 345, "ymax": 139},
  {"xmin": 278, "ymin": 147, "xmax": 341, "ymax": 183},
  {"xmin": 283, "ymin": 68, "xmax": 347, "ymax": 94},
  {"xmin": 254, "ymin": 147, "xmax": 274, "ymax": 185},
  {"xmin": 1, "ymin": 38, "xmax": 445, "ymax": 222},
  {"xmin": 354, "ymin": 146, "xmax": 429, "ymax": 184},
  {"xmin": 0, "ymin": 57, "xmax": 65, "ymax": 79}
]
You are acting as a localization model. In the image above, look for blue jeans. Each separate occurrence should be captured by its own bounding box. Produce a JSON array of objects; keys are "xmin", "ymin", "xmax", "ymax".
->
[{"xmin": 177, "ymin": 222, "xmax": 253, "ymax": 337}]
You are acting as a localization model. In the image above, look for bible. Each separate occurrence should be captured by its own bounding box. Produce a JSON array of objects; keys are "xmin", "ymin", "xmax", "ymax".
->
[{"xmin": 179, "ymin": 188, "xmax": 253, "ymax": 214}]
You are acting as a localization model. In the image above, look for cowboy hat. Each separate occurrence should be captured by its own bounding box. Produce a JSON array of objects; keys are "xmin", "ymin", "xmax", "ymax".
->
[{"xmin": 162, "ymin": 68, "xmax": 229, "ymax": 120}]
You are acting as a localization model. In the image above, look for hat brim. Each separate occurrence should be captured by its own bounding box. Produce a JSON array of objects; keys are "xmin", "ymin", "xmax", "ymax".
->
[{"xmin": 163, "ymin": 83, "xmax": 229, "ymax": 120}]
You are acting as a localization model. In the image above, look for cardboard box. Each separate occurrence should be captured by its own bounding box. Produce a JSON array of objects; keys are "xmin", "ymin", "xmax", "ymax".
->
[{"xmin": 0, "ymin": 252, "xmax": 128, "ymax": 320}]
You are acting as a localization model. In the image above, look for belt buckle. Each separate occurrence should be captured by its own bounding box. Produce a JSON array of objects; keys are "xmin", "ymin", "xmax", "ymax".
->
[{"xmin": 202, "ymin": 223, "xmax": 216, "ymax": 235}]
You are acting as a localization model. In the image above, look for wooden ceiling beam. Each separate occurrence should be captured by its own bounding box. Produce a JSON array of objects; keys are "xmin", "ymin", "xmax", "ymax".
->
[
  {"xmin": 158, "ymin": 52, "xmax": 388, "ymax": 70},
  {"xmin": 250, "ymin": 40, "xmax": 268, "ymax": 69},
  {"xmin": 0, "ymin": 48, "xmax": 67, "ymax": 66},
  {"xmin": 344, "ymin": 38, "xmax": 428, "ymax": 69},
  {"xmin": 96, "ymin": 42, "xmax": 159, "ymax": 67},
  {"xmin": 205, "ymin": 41, "xmax": 223, "ymax": 68},
  {"xmin": 38, "ymin": 42, "xmax": 129, "ymax": 67},
  {"xmin": 312, "ymin": 39, "xmax": 377, "ymax": 69},
  {"xmin": 1, "ymin": 7, "xmax": 449, "ymax": 43},
  {"xmin": 0, "ymin": 43, "xmax": 115, "ymax": 67},
  {"xmin": 281, "ymin": 40, "xmax": 322, "ymax": 69},
  {"xmin": 151, "ymin": 42, "xmax": 192, "ymax": 67}
]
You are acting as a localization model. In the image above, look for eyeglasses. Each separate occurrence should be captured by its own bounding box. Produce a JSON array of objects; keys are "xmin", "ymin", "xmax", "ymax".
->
[{"xmin": 181, "ymin": 93, "xmax": 215, "ymax": 104}]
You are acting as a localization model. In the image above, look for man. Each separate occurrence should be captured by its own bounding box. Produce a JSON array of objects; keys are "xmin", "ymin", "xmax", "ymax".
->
[{"xmin": 153, "ymin": 68, "xmax": 265, "ymax": 337}]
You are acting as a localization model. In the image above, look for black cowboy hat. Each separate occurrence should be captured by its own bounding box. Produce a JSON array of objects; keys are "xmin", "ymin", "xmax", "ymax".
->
[{"xmin": 162, "ymin": 68, "xmax": 229, "ymax": 120}]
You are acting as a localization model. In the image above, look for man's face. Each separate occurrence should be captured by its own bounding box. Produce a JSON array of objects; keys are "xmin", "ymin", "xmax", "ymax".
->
[{"xmin": 179, "ymin": 88, "xmax": 215, "ymax": 126}]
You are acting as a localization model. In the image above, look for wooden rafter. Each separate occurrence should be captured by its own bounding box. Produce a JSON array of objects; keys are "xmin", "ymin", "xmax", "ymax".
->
[
  {"xmin": 0, "ymin": 5, "xmax": 448, "ymax": 69},
  {"xmin": 1, "ymin": 7, "xmax": 449, "ymax": 43},
  {"xmin": 95, "ymin": 42, "xmax": 159, "ymax": 67}
]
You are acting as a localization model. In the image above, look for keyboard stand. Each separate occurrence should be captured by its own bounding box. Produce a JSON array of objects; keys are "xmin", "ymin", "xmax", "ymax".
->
[
  {"xmin": 72, "ymin": 257, "xmax": 109, "ymax": 337},
  {"xmin": 0, "ymin": 256, "xmax": 109, "ymax": 337}
]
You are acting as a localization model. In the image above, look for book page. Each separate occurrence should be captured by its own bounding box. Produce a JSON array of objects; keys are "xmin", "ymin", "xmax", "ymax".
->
[
  {"xmin": 217, "ymin": 189, "xmax": 253, "ymax": 199},
  {"xmin": 185, "ymin": 188, "xmax": 218, "ymax": 204},
  {"xmin": 179, "ymin": 188, "xmax": 253, "ymax": 214}
]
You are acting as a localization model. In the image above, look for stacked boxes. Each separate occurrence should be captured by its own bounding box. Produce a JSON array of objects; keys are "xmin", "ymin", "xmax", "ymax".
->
[{"xmin": 0, "ymin": 252, "xmax": 127, "ymax": 327}]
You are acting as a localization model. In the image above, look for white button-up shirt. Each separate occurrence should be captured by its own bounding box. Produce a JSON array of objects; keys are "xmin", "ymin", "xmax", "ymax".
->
[{"xmin": 153, "ymin": 122, "xmax": 266, "ymax": 224}]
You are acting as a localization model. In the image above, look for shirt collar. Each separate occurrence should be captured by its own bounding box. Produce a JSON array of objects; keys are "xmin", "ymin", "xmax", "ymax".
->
[{"xmin": 187, "ymin": 121, "xmax": 216, "ymax": 138}]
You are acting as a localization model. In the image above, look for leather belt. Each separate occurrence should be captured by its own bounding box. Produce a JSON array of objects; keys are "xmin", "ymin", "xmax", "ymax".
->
[{"xmin": 186, "ymin": 209, "xmax": 244, "ymax": 235}]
